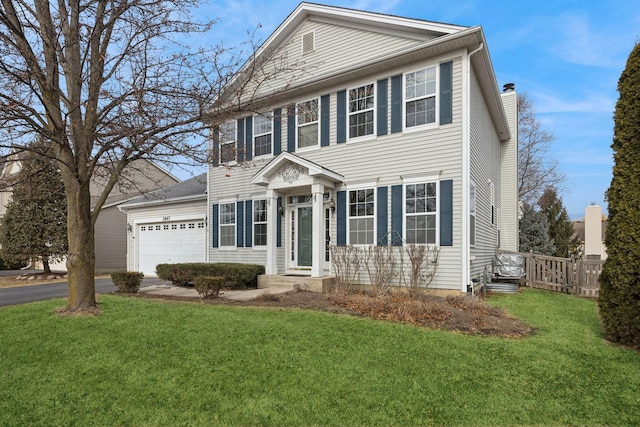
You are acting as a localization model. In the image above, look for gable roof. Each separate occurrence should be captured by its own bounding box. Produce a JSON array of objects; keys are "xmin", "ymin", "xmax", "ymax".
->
[
  {"xmin": 118, "ymin": 173, "xmax": 207, "ymax": 210},
  {"xmin": 220, "ymin": 2, "xmax": 510, "ymax": 140}
]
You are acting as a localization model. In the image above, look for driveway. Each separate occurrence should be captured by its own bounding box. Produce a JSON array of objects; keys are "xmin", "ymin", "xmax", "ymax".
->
[{"xmin": 0, "ymin": 272, "xmax": 169, "ymax": 308}]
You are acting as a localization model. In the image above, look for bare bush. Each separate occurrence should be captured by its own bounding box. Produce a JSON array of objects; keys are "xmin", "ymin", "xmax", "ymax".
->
[
  {"xmin": 363, "ymin": 245, "xmax": 398, "ymax": 296},
  {"xmin": 405, "ymin": 244, "xmax": 441, "ymax": 297},
  {"xmin": 329, "ymin": 245, "xmax": 362, "ymax": 293}
]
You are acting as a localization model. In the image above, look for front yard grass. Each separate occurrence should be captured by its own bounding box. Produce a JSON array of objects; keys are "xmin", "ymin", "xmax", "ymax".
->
[{"xmin": 0, "ymin": 289, "xmax": 638, "ymax": 426}]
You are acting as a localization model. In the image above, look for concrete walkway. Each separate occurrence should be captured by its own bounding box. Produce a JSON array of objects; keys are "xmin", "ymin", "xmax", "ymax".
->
[{"xmin": 138, "ymin": 283, "xmax": 295, "ymax": 302}]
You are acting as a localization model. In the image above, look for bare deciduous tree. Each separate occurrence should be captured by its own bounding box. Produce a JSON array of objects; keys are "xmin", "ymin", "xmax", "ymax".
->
[
  {"xmin": 517, "ymin": 93, "xmax": 564, "ymax": 206},
  {"xmin": 0, "ymin": 0, "xmax": 290, "ymax": 312}
]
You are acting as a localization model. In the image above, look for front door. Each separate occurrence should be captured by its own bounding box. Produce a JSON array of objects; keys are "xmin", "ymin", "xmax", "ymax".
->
[{"xmin": 297, "ymin": 206, "xmax": 313, "ymax": 267}]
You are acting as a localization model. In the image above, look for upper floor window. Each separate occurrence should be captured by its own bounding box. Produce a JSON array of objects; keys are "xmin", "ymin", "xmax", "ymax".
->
[
  {"xmin": 405, "ymin": 182, "xmax": 437, "ymax": 244},
  {"xmin": 253, "ymin": 199, "xmax": 267, "ymax": 246},
  {"xmin": 349, "ymin": 188, "xmax": 375, "ymax": 245},
  {"xmin": 297, "ymin": 99, "xmax": 318, "ymax": 149},
  {"xmin": 405, "ymin": 66, "xmax": 436, "ymax": 128},
  {"xmin": 253, "ymin": 114, "xmax": 272, "ymax": 157},
  {"xmin": 219, "ymin": 202, "xmax": 236, "ymax": 247},
  {"xmin": 219, "ymin": 121, "xmax": 237, "ymax": 164},
  {"xmin": 349, "ymin": 84, "xmax": 374, "ymax": 139}
]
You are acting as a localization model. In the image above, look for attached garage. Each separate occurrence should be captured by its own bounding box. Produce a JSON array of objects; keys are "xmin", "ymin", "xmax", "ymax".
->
[
  {"xmin": 137, "ymin": 220, "xmax": 206, "ymax": 276},
  {"xmin": 119, "ymin": 174, "xmax": 208, "ymax": 277}
]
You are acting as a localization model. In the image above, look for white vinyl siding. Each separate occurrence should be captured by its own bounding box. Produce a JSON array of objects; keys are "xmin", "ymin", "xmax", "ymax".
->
[
  {"xmin": 469, "ymin": 67, "xmax": 503, "ymax": 278},
  {"xmin": 208, "ymin": 57, "xmax": 465, "ymax": 289}
]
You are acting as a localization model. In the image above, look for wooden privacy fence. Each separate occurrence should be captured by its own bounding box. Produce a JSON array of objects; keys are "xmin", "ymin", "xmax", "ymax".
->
[{"xmin": 520, "ymin": 253, "xmax": 603, "ymax": 297}]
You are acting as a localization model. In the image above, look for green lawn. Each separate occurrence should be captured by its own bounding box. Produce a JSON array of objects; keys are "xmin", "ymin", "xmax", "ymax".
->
[{"xmin": 0, "ymin": 289, "xmax": 638, "ymax": 426}]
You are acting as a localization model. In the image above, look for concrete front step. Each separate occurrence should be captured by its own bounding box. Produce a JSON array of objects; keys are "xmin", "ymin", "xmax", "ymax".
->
[{"xmin": 257, "ymin": 275, "xmax": 336, "ymax": 293}]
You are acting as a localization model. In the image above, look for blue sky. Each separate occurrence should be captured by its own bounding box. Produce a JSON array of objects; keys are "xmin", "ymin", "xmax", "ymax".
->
[{"xmin": 191, "ymin": 0, "xmax": 640, "ymax": 220}]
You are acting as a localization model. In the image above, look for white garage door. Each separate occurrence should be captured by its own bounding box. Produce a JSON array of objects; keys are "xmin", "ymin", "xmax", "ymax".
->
[{"xmin": 137, "ymin": 221, "xmax": 205, "ymax": 276}]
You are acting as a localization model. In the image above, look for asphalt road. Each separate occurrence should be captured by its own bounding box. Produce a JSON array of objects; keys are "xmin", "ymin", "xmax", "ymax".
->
[{"xmin": 0, "ymin": 273, "xmax": 169, "ymax": 308}]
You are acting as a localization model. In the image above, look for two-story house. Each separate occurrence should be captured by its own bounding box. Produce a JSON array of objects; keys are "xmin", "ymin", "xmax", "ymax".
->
[{"xmin": 130, "ymin": 3, "xmax": 519, "ymax": 293}]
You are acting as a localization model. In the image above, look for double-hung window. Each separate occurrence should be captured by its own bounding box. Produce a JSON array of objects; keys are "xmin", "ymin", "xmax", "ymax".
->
[
  {"xmin": 253, "ymin": 199, "xmax": 267, "ymax": 247},
  {"xmin": 253, "ymin": 114, "xmax": 272, "ymax": 157},
  {"xmin": 219, "ymin": 121, "xmax": 237, "ymax": 164},
  {"xmin": 348, "ymin": 84, "xmax": 374, "ymax": 139},
  {"xmin": 348, "ymin": 188, "xmax": 375, "ymax": 245},
  {"xmin": 219, "ymin": 202, "xmax": 236, "ymax": 247},
  {"xmin": 405, "ymin": 182, "xmax": 437, "ymax": 244},
  {"xmin": 297, "ymin": 99, "xmax": 319, "ymax": 149},
  {"xmin": 405, "ymin": 66, "xmax": 437, "ymax": 128}
]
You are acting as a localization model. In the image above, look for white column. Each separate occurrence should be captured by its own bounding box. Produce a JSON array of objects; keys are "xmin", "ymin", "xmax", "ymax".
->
[
  {"xmin": 311, "ymin": 183, "xmax": 324, "ymax": 277},
  {"xmin": 265, "ymin": 189, "xmax": 278, "ymax": 274}
]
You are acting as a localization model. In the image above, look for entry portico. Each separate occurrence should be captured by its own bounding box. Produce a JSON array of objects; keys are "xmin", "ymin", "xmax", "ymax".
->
[{"xmin": 251, "ymin": 152, "xmax": 344, "ymax": 277}]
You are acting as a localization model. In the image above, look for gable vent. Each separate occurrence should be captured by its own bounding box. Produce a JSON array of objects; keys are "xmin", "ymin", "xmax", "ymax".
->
[{"xmin": 302, "ymin": 31, "xmax": 315, "ymax": 55}]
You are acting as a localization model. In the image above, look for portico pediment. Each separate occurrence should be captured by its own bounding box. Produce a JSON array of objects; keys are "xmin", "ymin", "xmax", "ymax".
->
[{"xmin": 250, "ymin": 152, "xmax": 344, "ymax": 190}]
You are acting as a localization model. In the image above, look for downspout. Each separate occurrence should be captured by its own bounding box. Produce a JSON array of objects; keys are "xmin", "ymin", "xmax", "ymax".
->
[{"xmin": 462, "ymin": 42, "xmax": 484, "ymax": 292}]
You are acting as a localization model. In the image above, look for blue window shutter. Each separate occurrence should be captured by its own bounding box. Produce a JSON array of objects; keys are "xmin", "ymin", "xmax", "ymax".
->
[
  {"xmin": 212, "ymin": 127, "xmax": 220, "ymax": 167},
  {"xmin": 336, "ymin": 90, "xmax": 346, "ymax": 143},
  {"xmin": 236, "ymin": 118, "xmax": 244, "ymax": 162},
  {"xmin": 245, "ymin": 116, "xmax": 253, "ymax": 161},
  {"xmin": 276, "ymin": 197, "xmax": 282, "ymax": 247},
  {"xmin": 391, "ymin": 185, "xmax": 403, "ymax": 246},
  {"xmin": 377, "ymin": 186, "xmax": 388, "ymax": 245},
  {"xmin": 321, "ymin": 94, "xmax": 330, "ymax": 146},
  {"xmin": 377, "ymin": 79, "xmax": 388, "ymax": 136},
  {"xmin": 273, "ymin": 108, "xmax": 282, "ymax": 155},
  {"xmin": 236, "ymin": 201, "xmax": 244, "ymax": 247},
  {"xmin": 212, "ymin": 204, "xmax": 219, "ymax": 248},
  {"xmin": 287, "ymin": 105, "xmax": 296, "ymax": 152},
  {"xmin": 245, "ymin": 200, "xmax": 253, "ymax": 247},
  {"xmin": 440, "ymin": 61, "xmax": 453, "ymax": 125},
  {"xmin": 390, "ymin": 74, "xmax": 403, "ymax": 133},
  {"xmin": 336, "ymin": 190, "xmax": 346, "ymax": 245},
  {"xmin": 440, "ymin": 180, "xmax": 453, "ymax": 246}
]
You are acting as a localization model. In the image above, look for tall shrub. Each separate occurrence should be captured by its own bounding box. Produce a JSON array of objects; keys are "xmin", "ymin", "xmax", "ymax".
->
[{"xmin": 599, "ymin": 42, "xmax": 640, "ymax": 348}]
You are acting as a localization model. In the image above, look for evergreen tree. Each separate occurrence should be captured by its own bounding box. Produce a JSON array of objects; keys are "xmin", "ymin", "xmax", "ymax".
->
[
  {"xmin": 599, "ymin": 42, "xmax": 640, "ymax": 348},
  {"xmin": 519, "ymin": 202, "xmax": 555, "ymax": 255},
  {"xmin": 538, "ymin": 187, "xmax": 581, "ymax": 259},
  {"xmin": 0, "ymin": 142, "xmax": 68, "ymax": 273}
]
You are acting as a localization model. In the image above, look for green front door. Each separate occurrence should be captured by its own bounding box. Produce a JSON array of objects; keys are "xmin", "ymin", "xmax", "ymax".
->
[{"xmin": 298, "ymin": 206, "xmax": 313, "ymax": 267}]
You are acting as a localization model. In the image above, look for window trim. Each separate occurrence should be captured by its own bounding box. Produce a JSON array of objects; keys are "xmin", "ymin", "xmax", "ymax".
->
[
  {"xmin": 253, "ymin": 198, "xmax": 268, "ymax": 248},
  {"xmin": 347, "ymin": 82, "xmax": 376, "ymax": 142},
  {"xmin": 403, "ymin": 64, "xmax": 439, "ymax": 132},
  {"xmin": 218, "ymin": 200, "xmax": 237, "ymax": 249},
  {"xmin": 296, "ymin": 98, "xmax": 320, "ymax": 151},
  {"xmin": 347, "ymin": 184, "xmax": 376, "ymax": 246},
  {"xmin": 219, "ymin": 121, "xmax": 237, "ymax": 165},
  {"xmin": 403, "ymin": 176, "xmax": 439, "ymax": 246},
  {"xmin": 253, "ymin": 113, "xmax": 273, "ymax": 159}
]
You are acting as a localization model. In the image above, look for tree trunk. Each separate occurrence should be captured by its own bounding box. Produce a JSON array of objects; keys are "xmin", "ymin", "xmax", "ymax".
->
[
  {"xmin": 64, "ymin": 177, "xmax": 96, "ymax": 312},
  {"xmin": 42, "ymin": 258, "xmax": 51, "ymax": 274}
]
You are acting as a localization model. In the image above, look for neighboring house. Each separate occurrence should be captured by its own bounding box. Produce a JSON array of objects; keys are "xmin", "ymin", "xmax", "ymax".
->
[
  {"xmin": 0, "ymin": 155, "xmax": 179, "ymax": 272},
  {"xmin": 204, "ymin": 3, "xmax": 519, "ymax": 293},
  {"xmin": 572, "ymin": 204, "xmax": 608, "ymax": 260},
  {"xmin": 119, "ymin": 174, "xmax": 207, "ymax": 276}
]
